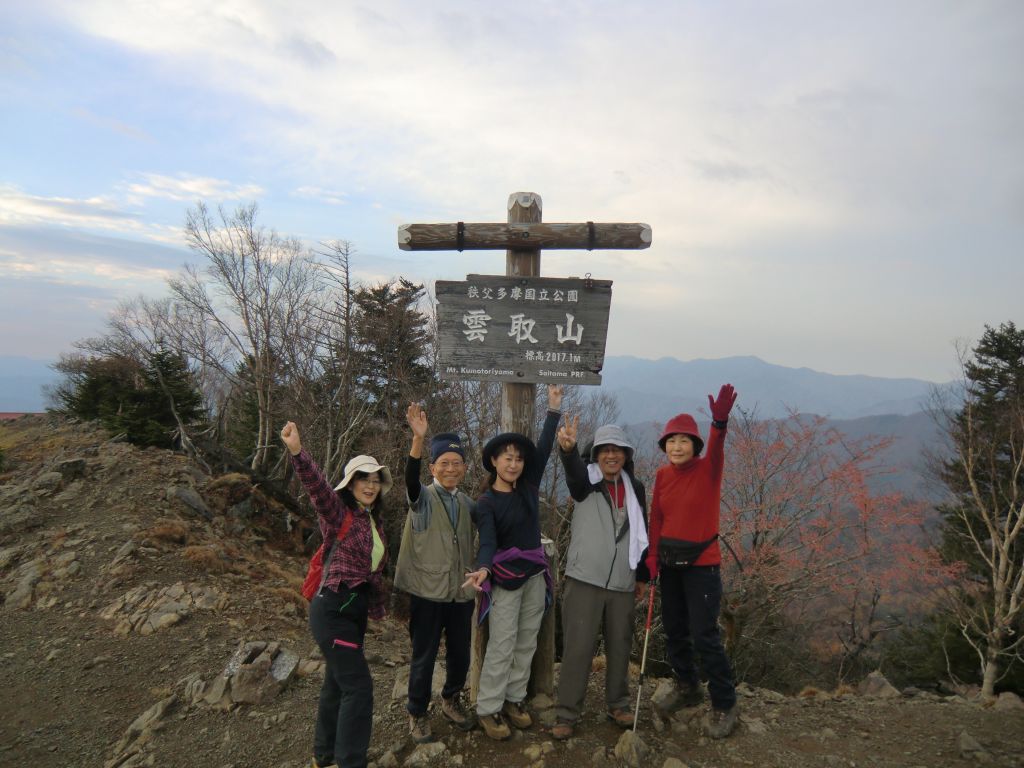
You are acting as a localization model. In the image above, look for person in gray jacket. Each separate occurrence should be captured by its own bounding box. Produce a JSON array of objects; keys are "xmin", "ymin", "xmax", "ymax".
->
[
  {"xmin": 395, "ymin": 403, "xmax": 478, "ymax": 743},
  {"xmin": 552, "ymin": 419, "xmax": 651, "ymax": 740}
]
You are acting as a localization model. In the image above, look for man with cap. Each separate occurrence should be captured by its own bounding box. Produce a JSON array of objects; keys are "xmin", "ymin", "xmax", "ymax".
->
[
  {"xmin": 395, "ymin": 403, "xmax": 478, "ymax": 743},
  {"xmin": 550, "ymin": 418, "xmax": 650, "ymax": 740}
]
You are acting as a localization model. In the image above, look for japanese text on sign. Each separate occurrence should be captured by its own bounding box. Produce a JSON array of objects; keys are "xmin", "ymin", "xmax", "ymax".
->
[{"xmin": 435, "ymin": 275, "xmax": 612, "ymax": 385}]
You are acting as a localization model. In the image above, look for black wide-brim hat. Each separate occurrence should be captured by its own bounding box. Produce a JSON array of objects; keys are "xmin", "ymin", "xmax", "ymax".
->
[{"xmin": 481, "ymin": 432, "xmax": 536, "ymax": 474}]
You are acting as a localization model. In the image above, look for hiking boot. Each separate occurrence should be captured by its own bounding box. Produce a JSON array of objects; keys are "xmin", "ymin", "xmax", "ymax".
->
[
  {"xmin": 706, "ymin": 705, "xmax": 738, "ymax": 739},
  {"xmin": 409, "ymin": 713, "xmax": 433, "ymax": 744},
  {"xmin": 479, "ymin": 712, "xmax": 512, "ymax": 741},
  {"xmin": 551, "ymin": 718, "xmax": 574, "ymax": 740},
  {"xmin": 311, "ymin": 759, "xmax": 336, "ymax": 768},
  {"xmin": 441, "ymin": 692, "xmax": 475, "ymax": 731},
  {"xmin": 502, "ymin": 700, "xmax": 533, "ymax": 729},
  {"xmin": 657, "ymin": 679, "xmax": 705, "ymax": 713},
  {"xmin": 607, "ymin": 707, "xmax": 634, "ymax": 729}
]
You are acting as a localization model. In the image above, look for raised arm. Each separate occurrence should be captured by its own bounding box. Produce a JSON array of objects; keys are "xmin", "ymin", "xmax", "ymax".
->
[
  {"xmin": 557, "ymin": 414, "xmax": 592, "ymax": 501},
  {"xmin": 706, "ymin": 383, "xmax": 737, "ymax": 478},
  {"xmin": 281, "ymin": 421, "xmax": 343, "ymax": 523},
  {"xmin": 405, "ymin": 402, "xmax": 429, "ymax": 503},
  {"xmin": 525, "ymin": 384, "xmax": 563, "ymax": 486}
]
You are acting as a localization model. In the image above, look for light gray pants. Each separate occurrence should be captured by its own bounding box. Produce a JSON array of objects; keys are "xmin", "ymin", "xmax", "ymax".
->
[
  {"xmin": 555, "ymin": 576, "xmax": 635, "ymax": 722},
  {"xmin": 476, "ymin": 572, "xmax": 547, "ymax": 717}
]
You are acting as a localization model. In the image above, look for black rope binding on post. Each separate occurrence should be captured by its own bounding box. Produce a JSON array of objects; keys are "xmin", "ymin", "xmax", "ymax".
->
[
  {"xmin": 587, "ymin": 221, "xmax": 596, "ymax": 251},
  {"xmin": 456, "ymin": 221, "xmax": 465, "ymax": 252}
]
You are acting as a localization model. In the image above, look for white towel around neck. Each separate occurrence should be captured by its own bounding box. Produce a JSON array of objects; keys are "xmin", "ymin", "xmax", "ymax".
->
[{"xmin": 587, "ymin": 464, "xmax": 649, "ymax": 570}]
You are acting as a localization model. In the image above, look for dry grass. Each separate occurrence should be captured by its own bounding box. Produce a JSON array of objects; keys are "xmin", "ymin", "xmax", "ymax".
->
[
  {"xmin": 833, "ymin": 683, "xmax": 856, "ymax": 696},
  {"xmin": 182, "ymin": 545, "xmax": 230, "ymax": 574},
  {"xmin": 262, "ymin": 560, "xmax": 305, "ymax": 591},
  {"xmin": 798, "ymin": 685, "xmax": 823, "ymax": 698},
  {"xmin": 255, "ymin": 585, "xmax": 308, "ymax": 610},
  {"xmin": 142, "ymin": 519, "xmax": 190, "ymax": 546}
]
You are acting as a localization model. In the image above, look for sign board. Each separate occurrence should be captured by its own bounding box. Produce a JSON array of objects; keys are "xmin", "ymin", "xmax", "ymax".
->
[{"xmin": 435, "ymin": 274, "xmax": 612, "ymax": 385}]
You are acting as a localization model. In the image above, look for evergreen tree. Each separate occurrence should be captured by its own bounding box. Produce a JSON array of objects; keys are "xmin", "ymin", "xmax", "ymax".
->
[
  {"xmin": 53, "ymin": 348, "xmax": 204, "ymax": 449},
  {"xmin": 352, "ymin": 278, "xmax": 433, "ymax": 419}
]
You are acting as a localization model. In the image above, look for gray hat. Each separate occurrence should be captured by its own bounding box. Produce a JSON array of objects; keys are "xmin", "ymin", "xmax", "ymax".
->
[{"xmin": 590, "ymin": 424, "xmax": 634, "ymax": 462}]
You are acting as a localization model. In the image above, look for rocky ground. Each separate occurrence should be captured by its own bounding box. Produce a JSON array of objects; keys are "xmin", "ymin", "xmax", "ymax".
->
[{"xmin": 2, "ymin": 415, "xmax": 1023, "ymax": 768}]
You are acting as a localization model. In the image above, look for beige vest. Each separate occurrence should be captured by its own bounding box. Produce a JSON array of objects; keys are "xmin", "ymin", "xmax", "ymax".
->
[{"xmin": 394, "ymin": 485, "xmax": 476, "ymax": 602}]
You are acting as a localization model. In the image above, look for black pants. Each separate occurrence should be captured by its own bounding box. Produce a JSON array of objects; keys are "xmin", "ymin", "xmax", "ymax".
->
[
  {"xmin": 659, "ymin": 564, "xmax": 736, "ymax": 711},
  {"xmin": 309, "ymin": 584, "xmax": 373, "ymax": 768},
  {"xmin": 407, "ymin": 595, "xmax": 475, "ymax": 716}
]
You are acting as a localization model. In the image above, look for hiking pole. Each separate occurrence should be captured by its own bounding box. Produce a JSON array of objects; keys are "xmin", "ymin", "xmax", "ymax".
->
[{"xmin": 632, "ymin": 577, "xmax": 657, "ymax": 733}]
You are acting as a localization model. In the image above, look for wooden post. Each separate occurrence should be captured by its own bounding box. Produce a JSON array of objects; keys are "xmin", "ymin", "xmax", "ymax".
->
[{"xmin": 401, "ymin": 193, "xmax": 652, "ymax": 707}]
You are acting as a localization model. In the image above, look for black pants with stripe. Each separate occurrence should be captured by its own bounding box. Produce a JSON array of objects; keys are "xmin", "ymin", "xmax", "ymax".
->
[{"xmin": 309, "ymin": 583, "xmax": 372, "ymax": 768}]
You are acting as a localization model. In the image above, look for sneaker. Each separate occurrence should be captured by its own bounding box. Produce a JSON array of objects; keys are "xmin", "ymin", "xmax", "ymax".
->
[
  {"xmin": 409, "ymin": 713, "xmax": 433, "ymax": 744},
  {"xmin": 706, "ymin": 705, "xmax": 738, "ymax": 739},
  {"xmin": 551, "ymin": 718, "xmax": 574, "ymax": 740},
  {"xmin": 441, "ymin": 692, "xmax": 475, "ymax": 731},
  {"xmin": 606, "ymin": 707, "xmax": 634, "ymax": 729},
  {"xmin": 501, "ymin": 700, "xmax": 532, "ymax": 729},
  {"xmin": 311, "ymin": 759, "xmax": 336, "ymax": 768},
  {"xmin": 479, "ymin": 712, "xmax": 512, "ymax": 741}
]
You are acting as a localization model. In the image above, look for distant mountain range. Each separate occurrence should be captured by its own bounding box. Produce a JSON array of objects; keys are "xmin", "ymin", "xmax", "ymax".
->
[
  {"xmin": 1, "ymin": 352, "xmax": 949, "ymax": 499},
  {"xmin": 600, "ymin": 355, "xmax": 951, "ymax": 424},
  {"xmin": 2, "ymin": 352, "xmax": 952, "ymax": 419}
]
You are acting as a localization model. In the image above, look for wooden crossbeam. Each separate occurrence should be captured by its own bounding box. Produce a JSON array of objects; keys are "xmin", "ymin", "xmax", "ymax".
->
[{"xmin": 397, "ymin": 221, "xmax": 651, "ymax": 251}]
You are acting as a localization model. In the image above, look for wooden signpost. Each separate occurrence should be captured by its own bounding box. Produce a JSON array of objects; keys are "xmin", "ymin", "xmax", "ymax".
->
[{"xmin": 398, "ymin": 192, "xmax": 651, "ymax": 700}]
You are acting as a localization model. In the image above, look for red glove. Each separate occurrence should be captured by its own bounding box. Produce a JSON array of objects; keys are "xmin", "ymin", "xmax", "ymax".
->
[
  {"xmin": 645, "ymin": 553, "xmax": 659, "ymax": 580},
  {"xmin": 708, "ymin": 383, "xmax": 737, "ymax": 422}
]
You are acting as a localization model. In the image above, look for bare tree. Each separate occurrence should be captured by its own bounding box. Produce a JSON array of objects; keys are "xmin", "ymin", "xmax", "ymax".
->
[
  {"xmin": 169, "ymin": 202, "xmax": 322, "ymax": 474},
  {"xmin": 935, "ymin": 326, "xmax": 1024, "ymax": 697}
]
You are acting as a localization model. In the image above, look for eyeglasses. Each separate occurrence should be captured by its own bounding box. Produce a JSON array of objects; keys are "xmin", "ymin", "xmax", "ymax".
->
[{"xmin": 433, "ymin": 461, "xmax": 465, "ymax": 470}]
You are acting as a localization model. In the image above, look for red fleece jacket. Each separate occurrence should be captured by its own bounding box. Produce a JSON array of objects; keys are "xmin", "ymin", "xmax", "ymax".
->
[{"xmin": 648, "ymin": 423, "xmax": 726, "ymax": 569}]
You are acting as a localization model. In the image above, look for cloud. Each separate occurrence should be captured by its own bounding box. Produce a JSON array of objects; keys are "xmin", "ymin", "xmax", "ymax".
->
[
  {"xmin": 0, "ymin": 185, "xmax": 182, "ymax": 243},
  {"xmin": 0, "ymin": 226, "xmax": 186, "ymax": 289},
  {"xmin": 292, "ymin": 186, "xmax": 348, "ymax": 206},
  {"xmin": 124, "ymin": 173, "xmax": 264, "ymax": 203}
]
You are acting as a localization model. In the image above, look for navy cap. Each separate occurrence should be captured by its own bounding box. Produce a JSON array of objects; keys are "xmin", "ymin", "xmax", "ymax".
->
[{"xmin": 430, "ymin": 432, "xmax": 465, "ymax": 463}]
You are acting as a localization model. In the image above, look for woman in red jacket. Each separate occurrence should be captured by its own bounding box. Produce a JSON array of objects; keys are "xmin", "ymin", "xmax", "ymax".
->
[{"xmin": 645, "ymin": 383, "xmax": 738, "ymax": 739}]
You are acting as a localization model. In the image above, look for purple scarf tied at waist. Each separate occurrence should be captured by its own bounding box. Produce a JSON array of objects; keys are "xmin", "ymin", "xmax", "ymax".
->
[{"xmin": 477, "ymin": 545, "xmax": 553, "ymax": 625}]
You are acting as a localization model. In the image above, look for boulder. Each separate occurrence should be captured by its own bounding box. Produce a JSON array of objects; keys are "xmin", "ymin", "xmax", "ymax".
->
[{"xmin": 858, "ymin": 670, "xmax": 900, "ymax": 699}]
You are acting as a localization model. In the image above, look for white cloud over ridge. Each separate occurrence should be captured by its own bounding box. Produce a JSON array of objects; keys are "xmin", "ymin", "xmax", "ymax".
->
[{"xmin": 2, "ymin": 1, "xmax": 1021, "ymax": 379}]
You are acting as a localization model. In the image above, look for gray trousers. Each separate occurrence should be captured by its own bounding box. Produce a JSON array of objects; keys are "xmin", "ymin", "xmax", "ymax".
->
[
  {"xmin": 555, "ymin": 576, "xmax": 636, "ymax": 722},
  {"xmin": 476, "ymin": 572, "xmax": 547, "ymax": 716}
]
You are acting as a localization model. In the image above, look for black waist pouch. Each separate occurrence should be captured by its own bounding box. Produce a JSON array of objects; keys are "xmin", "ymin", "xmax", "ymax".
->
[{"xmin": 658, "ymin": 535, "xmax": 718, "ymax": 569}]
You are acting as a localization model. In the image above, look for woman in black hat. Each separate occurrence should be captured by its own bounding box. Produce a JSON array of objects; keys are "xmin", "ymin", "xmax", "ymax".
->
[{"xmin": 462, "ymin": 384, "xmax": 563, "ymax": 740}]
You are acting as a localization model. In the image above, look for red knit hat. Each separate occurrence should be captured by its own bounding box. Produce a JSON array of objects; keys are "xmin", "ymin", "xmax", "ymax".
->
[{"xmin": 658, "ymin": 413, "xmax": 704, "ymax": 455}]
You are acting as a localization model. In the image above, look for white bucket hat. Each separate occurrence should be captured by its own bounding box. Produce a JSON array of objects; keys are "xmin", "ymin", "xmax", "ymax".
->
[{"xmin": 333, "ymin": 455, "xmax": 393, "ymax": 495}]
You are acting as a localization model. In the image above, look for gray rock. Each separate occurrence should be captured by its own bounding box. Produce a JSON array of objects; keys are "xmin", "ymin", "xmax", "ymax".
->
[
  {"xmin": 166, "ymin": 486, "xmax": 210, "ymax": 520},
  {"xmin": 614, "ymin": 730, "xmax": 649, "ymax": 768},
  {"xmin": 55, "ymin": 458, "xmax": 87, "ymax": 482},
  {"xmin": 5, "ymin": 558, "xmax": 44, "ymax": 609},
  {"xmin": 858, "ymin": 670, "xmax": 901, "ymax": 699},
  {"xmin": 959, "ymin": 730, "xmax": 989, "ymax": 762},
  {"xmin": 0, "ymin": 504, "xmax": 42, "ymax": 537},
  {"xmin": 994, "ymin": 691, "xmax": 1024, "ymax": 711},
  {"xmin": 662, "ymin": 759, "xmax": 690, "ymax": 768},
  {"xmin": 404, "ymin": 741, "xmax": 447, "ymax": 766},
  {"xmin": 32, "ymin": 472, "xmax": 64, "ymax": 495}
]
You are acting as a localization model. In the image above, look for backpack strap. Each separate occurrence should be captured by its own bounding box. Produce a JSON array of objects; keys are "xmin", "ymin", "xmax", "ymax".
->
[{"xmin": 317, "ymin": 509, "xmax": 354, "ymax": 593}]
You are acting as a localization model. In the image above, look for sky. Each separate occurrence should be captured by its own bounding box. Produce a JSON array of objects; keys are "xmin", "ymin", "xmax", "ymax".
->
[{"xmin": 1, "ymin": 0, "xmax": 1021, "ymax": 383}]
